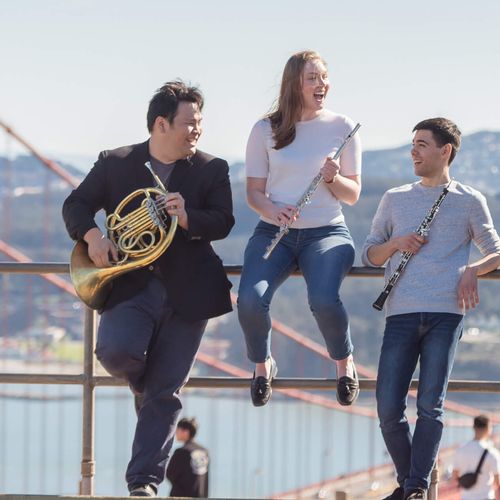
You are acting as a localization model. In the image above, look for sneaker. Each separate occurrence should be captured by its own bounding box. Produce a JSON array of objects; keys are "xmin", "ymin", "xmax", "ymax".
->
[
  {"xmin": 250, "ymin": 357, "xmax": 278, "ymax": 407},
  {"xmin": 382, "ymin": 486, "xmax": 404, "ymax": 500},
  {"xmin": 337, "ymin": 363, "xmax": 360, "ymax": 406},
  {"xmin": 129, "ymin": 484, "xmax": 157, "ymax": 497},
  {"xmin": 404, "ymin": 488, "xmax": 426, "ymax": 500}
]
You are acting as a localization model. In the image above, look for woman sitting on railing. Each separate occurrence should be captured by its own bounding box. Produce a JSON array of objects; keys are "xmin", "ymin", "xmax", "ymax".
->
[{"xmin": 237, "ymin": 50, "xmax": 362, "ymax": 408}]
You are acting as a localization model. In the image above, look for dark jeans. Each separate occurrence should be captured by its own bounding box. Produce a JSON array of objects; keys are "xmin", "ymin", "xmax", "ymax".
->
[
  {"xmin": 238, "ymin": 221, "xmax": 355, "ymax": 362},
  {"xmin": 95, "ymin": 276, "xmax": 207, "ymax": 490},
  {"xmin": 376, "ymin": 312, "xmax": 463, "ymax": 491}
]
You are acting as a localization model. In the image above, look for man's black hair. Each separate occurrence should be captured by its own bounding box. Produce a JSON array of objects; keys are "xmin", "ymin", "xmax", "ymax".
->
[
  {"xmin": 413, "ymin": 117, "xmax": 461, "ymax": 165},
  {"xmin": 177, "ymin": 417, "xmax": 198, "ymax": 439},
  {"xmin": 473, "ymin": 414, "xmax": 490, "ymax": 430},
  {"xmin": 147, "ymin": 80, "xmax": 203, "ymax": 132}
]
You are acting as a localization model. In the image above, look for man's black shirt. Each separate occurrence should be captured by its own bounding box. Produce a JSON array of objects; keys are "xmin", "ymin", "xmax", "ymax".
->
[{"xmin": 166, "ymin": 440, "xmax": 209, "ymax": 498}]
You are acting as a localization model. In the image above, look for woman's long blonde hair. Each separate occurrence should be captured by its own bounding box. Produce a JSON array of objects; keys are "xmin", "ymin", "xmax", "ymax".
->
[{"xmin": 267, "ymin": 50, "xmax": 326, "ymax": 150}]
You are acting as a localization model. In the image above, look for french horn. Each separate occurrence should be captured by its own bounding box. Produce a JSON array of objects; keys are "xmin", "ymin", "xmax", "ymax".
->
[{"xmin": 70, "ymin": 161, "xmax": 178, "ymax": 309}]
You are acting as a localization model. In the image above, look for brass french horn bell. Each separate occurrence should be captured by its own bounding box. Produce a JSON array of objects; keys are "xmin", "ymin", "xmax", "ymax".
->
[{"xmin": 70, "ymin": 162, "xmax": 178, "ymax": 309}]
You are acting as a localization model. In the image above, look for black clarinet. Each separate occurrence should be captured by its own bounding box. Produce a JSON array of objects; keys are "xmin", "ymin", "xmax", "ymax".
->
[{"xmin": 372, "ymin": 180, "xmax": 452, "ymax": 311}]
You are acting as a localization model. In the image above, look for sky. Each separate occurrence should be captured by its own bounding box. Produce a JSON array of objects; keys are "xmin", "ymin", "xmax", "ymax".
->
[{"xmin": 1, "ymin": 0, "xmax": 500, "ymax": 169}]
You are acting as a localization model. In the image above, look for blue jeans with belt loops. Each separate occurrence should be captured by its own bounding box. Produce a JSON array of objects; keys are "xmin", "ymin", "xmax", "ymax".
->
[
  {"xmin": 95, "ymin": 276, "xmax": 207, "ymax": 490},
  {"xmin": 376, "ymin": 312, "xmax": 463, "ymax": 492},
  {"xmin": 237, "ymin": 220, "xmax": 355, "ymax": 363}
]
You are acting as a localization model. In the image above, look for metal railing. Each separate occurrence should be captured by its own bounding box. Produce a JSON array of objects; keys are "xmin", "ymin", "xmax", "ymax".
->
[{"xmin": 1, "ymin": 262, "xmax": 500, "ymax": 499}]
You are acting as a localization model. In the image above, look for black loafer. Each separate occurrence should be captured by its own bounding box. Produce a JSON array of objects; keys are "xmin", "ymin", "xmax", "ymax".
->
[
  {"xmin": 251, "ymin": 357, "xmax": 278, "ymax": 407},
  {"xmin": 129, "ymin": 484, "xmax": 157, "ymax": 497},
  {"xmin": 337, "ymin": 364, "xmax": 360, "ymax": 406},
  {"xmin": 404, "ymin": 489, "xmax": 426, "ymax": 500},
  {"xmin": 382, "ymin": 486, "xmax": 404, "ymax": 500}
]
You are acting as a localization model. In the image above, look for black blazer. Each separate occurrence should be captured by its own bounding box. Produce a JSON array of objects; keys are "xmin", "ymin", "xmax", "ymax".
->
[{"xmin": 62, "ymin": 140, "xmax": 234, "ymax": 321}]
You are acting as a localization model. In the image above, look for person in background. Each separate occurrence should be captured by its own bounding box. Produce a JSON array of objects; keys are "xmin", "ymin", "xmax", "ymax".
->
[
  {"xmin": 166, "ymin": 417, "xmax": 209, "ymax": 498},
  {"xmin": 238, "ymin": 50, "xmax": 362, "ymax": 408},
  {"xmin": 453, "ymin": 415, "xmax": 500, "ymax": 500}
]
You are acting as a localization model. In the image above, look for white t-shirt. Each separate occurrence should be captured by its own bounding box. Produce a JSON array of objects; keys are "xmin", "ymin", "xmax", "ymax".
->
[
  {"xmin": 453, "ymin": 440, "xmax": 500, "ymax": 500},
  {"xmin": 245, "ymin": 109, "xmax": 362, "ymax": 229}
]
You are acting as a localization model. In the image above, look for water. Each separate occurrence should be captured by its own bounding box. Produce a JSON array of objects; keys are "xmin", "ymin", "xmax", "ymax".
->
[{"xmin": 0, "ymin": 385, "xmax": 472, "ymax": 498}]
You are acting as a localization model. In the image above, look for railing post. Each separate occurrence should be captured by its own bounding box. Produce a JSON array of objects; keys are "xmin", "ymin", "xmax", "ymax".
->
[
  {"xmin": 428, "ymin": 462, "xmax": 439, "ymax": 500},
  {"xmin": 79, "ymin": 307, "xmax": 96, "ymax": 495}
]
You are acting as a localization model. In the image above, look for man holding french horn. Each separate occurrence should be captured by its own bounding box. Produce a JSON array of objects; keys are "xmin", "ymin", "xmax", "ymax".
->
[
  {"xmin": 362, "ymin": 117, "xmax": 500, "ymax": 500},
  {"xmin": 62, "ymin": 81, "xmax": 234, "ymax": 497}
]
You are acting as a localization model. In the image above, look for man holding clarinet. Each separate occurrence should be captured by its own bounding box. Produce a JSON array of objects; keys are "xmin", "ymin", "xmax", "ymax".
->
[{"xmin": 362, "ymin": 117, "xmax": 500, "ymax": 500}]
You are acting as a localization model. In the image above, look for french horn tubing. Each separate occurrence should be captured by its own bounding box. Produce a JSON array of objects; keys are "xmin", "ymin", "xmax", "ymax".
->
[{"xmin": 70, "ymin": 161, "xmax": 178, "ymax": 309}]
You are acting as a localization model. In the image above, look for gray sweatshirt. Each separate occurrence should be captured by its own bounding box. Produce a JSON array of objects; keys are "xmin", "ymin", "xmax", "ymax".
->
[{"xmin": 362, "ymin": 181, "xmax": 500, "ymax": 317}]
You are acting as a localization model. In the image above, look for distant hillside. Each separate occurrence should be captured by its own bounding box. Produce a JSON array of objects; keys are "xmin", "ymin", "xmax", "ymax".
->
[
  {"xmin": 2, "ymin": 129, "xmax": 500, "ymax": 195},
  {"xmin": 228, "ymin": 130, "xmax": 500, "ymax": 195},
  {"xmin": 362, "ymin": 131, "xmax": 500, "ymax": 196},
  {"xmin": 0, "ymin": 131, "xmax": 499, "ymax": 390}
]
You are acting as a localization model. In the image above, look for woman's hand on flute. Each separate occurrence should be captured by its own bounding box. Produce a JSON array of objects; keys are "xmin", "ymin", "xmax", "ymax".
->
[
  {"xmin": 265, "ymin": 204, "xmax": 297, "ymax": 227},
  {"xmin": 321, "ymin": 157, "xmax": 340, "ymax": 184}
]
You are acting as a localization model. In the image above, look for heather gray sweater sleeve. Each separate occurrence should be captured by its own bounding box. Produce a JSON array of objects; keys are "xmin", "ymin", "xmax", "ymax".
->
[
  {"xmin": 468, "ymin": 191, "xmax": 500, "ymax": 256},
  {"xmin": 361, "ymin": 191, "xmax": 392, "ymax": 267},
  {"xmin": 361, "ymin": 181, "xmax": 500, "ymax": 316}
]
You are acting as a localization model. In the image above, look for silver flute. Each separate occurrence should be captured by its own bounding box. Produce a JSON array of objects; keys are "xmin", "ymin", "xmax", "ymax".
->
[{"xmin": 263, "ymin": 123, "xmax": 361, "ymax": 260}]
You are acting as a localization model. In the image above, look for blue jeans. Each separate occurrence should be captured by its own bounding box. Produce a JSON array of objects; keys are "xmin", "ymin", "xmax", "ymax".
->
[
  {"xmin": 95, "ymin": 276, "xmax": 207, "ymax": 490},
  {"xmin": 238, "ymin": 221, "xmax": 355, "ymax": 363},
  {"xmin": 376, "ymin": 312, "xmax": 463, "ymax": 491}
]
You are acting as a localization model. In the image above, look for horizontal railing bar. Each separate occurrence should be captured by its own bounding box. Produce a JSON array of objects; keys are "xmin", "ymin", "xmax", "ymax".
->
[
  {"xmin": 0, "ymin": 262, "xmax": 70, "ymax": 274},
  {"xmin": 1, "ymin": 374, "xmax": 499, "ymax": 392},
  {"xmin": 1, "ymin": 259, "xmax": 496, "ymax": 495},
  {"xmin": 226, "ymin": 265, "xmax": 388, "ymax": 278},
  {"xmin": 0, "ymin": 374, "xmax": 86, "ymax": 385},
  {"xmin": 1, "ymin": 262, "xmax": 500, "ymax": 279}
]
